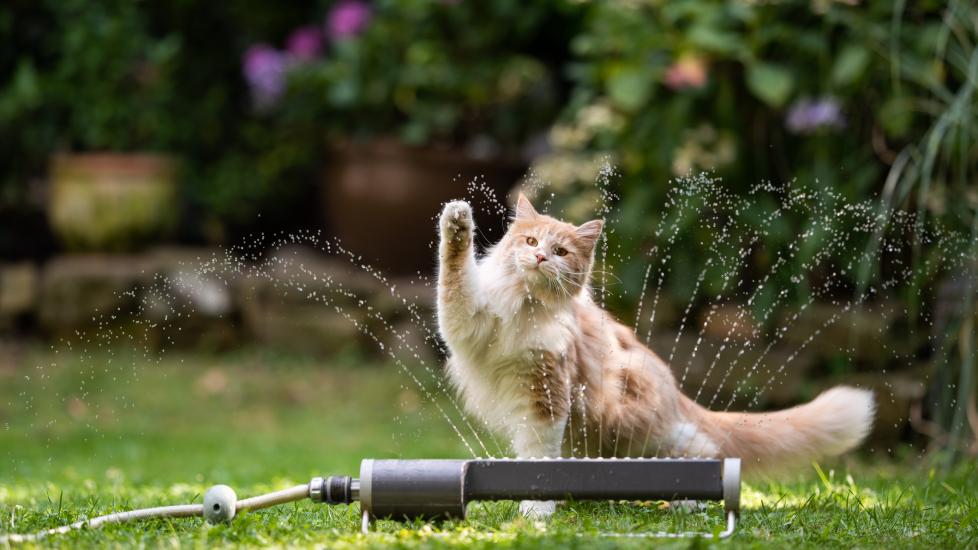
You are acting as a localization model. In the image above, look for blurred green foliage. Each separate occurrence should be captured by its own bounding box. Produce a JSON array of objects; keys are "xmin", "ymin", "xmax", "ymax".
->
[
  {"xmin": 531, "ymin": 0, "xmax": 976, "ymax": 308},
  {"xmin": 0, "ymin": 0, "xmax": 180, "ymax": 206},
  {"xmin": 1, "ymin": 0, "xmax": 973, "ymax": 305},
  {"xmin": 0, "ymin": 1, "xmax": 193, "ymax": 162},
  {"xmin": 282, "ymin": 0, "xmax": 576, "ymax": 149},
  {"xmin": 1, "ymin": 1, "xmax": 321, "ymax": 225},
  {"xmin": 0, "ymin": 0, "xmax": 578, "ymax": 233},
  {"xmin": 2, "ymin": 0, "xmax": 974, "ymax": 235}
]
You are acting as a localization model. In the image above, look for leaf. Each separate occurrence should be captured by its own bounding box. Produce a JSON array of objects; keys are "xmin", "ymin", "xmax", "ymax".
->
[
  {"xmin": 831, "ymin": 45, "xmax": 870, "ymax": 86},
  {"xmin": 879, "ymin": 96, "xmax": 914, "ymax": 139},
  {"xmin": 688, "ymin": 24, "xmax": 744, "ymax": 55},
  {"xmin": 328, "ymin": 80, "xmax": 358, "ymax": 106},
  {"xmin": 746, "ymin": 62, "xmax": 794, "ymax": 107},
  {"xmin": 607, "ymin": 67, "xmax": 653, "ymax": 112},
  {"xmin": 0, "ymin": 60, "xmax": 43, "ymax": 121}
]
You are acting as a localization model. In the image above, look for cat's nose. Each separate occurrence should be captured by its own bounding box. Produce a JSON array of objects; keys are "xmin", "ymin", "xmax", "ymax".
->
[{"xmin": 535, "ymin": 253, "xmax": 547, "ymax": 263}]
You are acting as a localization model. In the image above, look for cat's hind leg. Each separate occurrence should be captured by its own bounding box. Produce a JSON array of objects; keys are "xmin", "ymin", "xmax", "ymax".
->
[
  {"xmin": 519, "ymin": 500, "xmax": 556, "ymax": 519},
  {"xmin": 512, "ymin": 417, "xmax": 566, "ymax": 520}
]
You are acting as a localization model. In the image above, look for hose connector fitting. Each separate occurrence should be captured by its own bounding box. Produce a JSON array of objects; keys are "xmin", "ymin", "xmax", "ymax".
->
[{"xmin": 309, "ymin": 475, "xmax": 355, "ymax": 504}]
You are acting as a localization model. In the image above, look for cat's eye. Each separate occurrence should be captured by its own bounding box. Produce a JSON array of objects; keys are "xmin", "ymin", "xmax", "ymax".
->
[
  {"xmin": 553, "ymin": 246, "xmax": 568, "ymax": 257},
  {"xmin": 526, "ymin": 236, "xmax": 538, "ymax": 246}
]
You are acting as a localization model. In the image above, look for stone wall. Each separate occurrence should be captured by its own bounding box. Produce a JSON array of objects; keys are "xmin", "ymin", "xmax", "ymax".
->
[{"xmin": 1, "ymin": 246, "xmax": 436, "ymax": 357}]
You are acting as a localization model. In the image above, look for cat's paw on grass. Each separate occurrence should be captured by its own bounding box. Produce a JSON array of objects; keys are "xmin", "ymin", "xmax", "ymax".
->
[{"xmin": 519, "ymin": 500, "xmax": 556, "ymax": 520}]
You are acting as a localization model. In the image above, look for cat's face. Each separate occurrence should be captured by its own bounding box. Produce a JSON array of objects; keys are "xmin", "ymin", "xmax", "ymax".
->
[{"xmin": 497, "ymin": 194, "xmax": 603, "ymax": 299}]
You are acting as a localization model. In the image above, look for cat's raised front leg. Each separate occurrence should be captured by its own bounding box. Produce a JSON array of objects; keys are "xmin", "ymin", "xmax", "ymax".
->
[{"xmin": 437, "ymin": 201, "xmax": 479, "ymax": 333}]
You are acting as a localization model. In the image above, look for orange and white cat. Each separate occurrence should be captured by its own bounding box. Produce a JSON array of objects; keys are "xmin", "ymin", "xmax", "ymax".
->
[{"xmin": 436, "ymin": 195, "xmax": 875, "ymax": 518}]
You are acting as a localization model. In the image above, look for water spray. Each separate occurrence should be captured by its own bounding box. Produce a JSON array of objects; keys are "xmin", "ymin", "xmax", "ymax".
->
[{"xmin": 1, "ymin": 457, "xmax": 741, "ymax": 542}]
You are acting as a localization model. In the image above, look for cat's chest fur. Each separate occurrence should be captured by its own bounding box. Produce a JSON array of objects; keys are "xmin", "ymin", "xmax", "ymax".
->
[
  {"xmin": 442, "ymin": 266, "xmax": 579, "ymax": 432},
  {"xmin": 450, "ymin": 260, "xmax": 579, "ymax": 359},
  {"xmin": 484, "ymin": 304, "xmax": 575, "ymax": 358}
]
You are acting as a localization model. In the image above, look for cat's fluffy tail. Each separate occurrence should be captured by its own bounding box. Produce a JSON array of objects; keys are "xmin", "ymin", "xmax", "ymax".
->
[{"xmin": 689, "ymin": 386, "xmax": 876, "ymax": 469}]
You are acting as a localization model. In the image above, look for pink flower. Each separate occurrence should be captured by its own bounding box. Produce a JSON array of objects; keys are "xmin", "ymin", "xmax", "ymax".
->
[
  {"xmin": 242, "ymin": 43, "xmax": 287, "ymax": 109},
  {"xmin": 664, "ymin": 55, "xmax": 708, "ymax": 91},
  {"xmin": 326, "ymin": 0, "xmax": 373, "ymax": 40},
  {"xmin": 286, "ymin": 25, "xmax": 324, "ymax": 61}
]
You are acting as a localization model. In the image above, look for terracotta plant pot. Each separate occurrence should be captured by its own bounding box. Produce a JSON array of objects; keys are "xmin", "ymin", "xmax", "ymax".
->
[
  {"xmin": 48, "ymin": 153, "xmax": 179, "ymax": 252},
  {"xmin": 324, "ymin": 139, "xmax": 524, "ymax": 274}
]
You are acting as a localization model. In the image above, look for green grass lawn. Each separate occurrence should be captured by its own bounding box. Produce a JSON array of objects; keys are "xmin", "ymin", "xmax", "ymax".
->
[{"xmin": 1, "ymin": 347, "xmax": 976, "ymax": 548}]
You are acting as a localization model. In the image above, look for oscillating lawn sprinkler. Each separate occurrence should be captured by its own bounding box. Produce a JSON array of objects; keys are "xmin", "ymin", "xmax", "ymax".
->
[{"xmin": 2, "ymin": 457, "xmax": 741, "ymax": 543}]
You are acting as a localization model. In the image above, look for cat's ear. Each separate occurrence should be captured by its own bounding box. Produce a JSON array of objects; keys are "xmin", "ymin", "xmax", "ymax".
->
[
  {"xmin": 515, "ymin": 193, "xmax": 539, "ymax": 220},
  {"xmin": 575, "ymin": 219, "xmax": 604, "ymax": 252}
]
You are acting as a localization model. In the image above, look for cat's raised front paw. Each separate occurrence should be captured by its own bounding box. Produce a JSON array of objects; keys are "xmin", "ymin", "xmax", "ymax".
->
[
  {"xmin": 519, "ymin": 500, "xmax": 555, "ymax": 520},
  {"xmin": 440, "ymin": 200, "xmax": 473, "ymax": 243}
]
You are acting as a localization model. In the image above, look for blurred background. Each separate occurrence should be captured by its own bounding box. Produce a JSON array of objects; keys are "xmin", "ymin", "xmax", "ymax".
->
[{"xmin": 1, "ymin": 0, "xmax": 977, "ymax": 484}]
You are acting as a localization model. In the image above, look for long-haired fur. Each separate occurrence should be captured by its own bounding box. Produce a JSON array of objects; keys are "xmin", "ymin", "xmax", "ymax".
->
[{"xmin": 436, "ymin": 195, "xmax": 875, "ymax": 517}]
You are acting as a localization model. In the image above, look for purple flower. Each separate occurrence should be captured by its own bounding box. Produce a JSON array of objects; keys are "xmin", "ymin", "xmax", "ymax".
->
[
  {"xmin": 286, "ymin": 25, "xmax": 324, "ymax": 61},
  {"xmin": 326, "ymin": 0, "xmax": 372, "ymax": 40},
  {"xmin": 786, "ymin": 97, "xmax": 846, "ymax": 134},
  {"xmin": 242, "ymin": 44, "xmax": 287, "ymax": 110}
]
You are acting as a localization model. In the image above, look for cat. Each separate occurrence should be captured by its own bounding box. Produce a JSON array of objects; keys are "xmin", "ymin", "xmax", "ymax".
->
[{"xmin": 436, "ymin": 194, "xmax": 875, "ymax": 518}]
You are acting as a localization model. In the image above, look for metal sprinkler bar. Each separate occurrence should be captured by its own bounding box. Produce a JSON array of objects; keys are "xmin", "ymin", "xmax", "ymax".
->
[
  {"xmin": 312, "ymin": 457, "xmax": 741, "ymax": 538},
  {"xmin": 1, "ymin": 457, "xmax": 741, "ymax": 543}
]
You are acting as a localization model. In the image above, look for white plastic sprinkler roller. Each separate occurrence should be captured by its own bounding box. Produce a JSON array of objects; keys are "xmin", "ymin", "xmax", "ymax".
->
[
  {"xmin": 202, "ymin": 485, "xmax": 237, "ymax": 523},
  {"xmin": 1, "ymin": 457, "xmax": 742, "ymax": 543}
]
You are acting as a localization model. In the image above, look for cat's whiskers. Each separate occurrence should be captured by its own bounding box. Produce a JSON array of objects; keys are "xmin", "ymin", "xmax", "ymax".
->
[
  {"xmin": 564, "ymin": 269, "xmax": 621, "ymax": 285},
  {"xmin": 550, "ymin": 272, "xmax": 570, "ymax": 297}
]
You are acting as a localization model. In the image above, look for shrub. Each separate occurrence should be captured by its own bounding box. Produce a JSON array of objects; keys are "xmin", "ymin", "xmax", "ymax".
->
[
  {"xmin": 242, "ymin": 0, "xmax": 579, "ymax": 152},
  {"xmin": 533, "ymin": 0, "xmax": 976, "ymax": 314}
]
